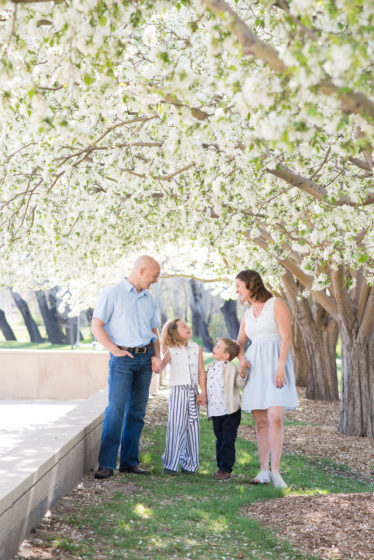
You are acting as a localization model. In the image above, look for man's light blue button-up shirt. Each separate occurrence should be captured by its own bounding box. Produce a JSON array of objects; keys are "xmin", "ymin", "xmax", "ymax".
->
[{"xmin": 93, "ymin": 278, "xmax": 160, "ymax": 347}]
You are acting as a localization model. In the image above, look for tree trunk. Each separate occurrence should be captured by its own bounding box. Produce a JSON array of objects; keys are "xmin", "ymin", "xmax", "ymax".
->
[
  {"xmin": 152, "ymin": 282, "xmax": 168, "ymax": 327},
  {"xmin": 220, "ymin": 299, "xmax": 240, "ymax": 339},
  {"xmin": 0, "ymin": 309, "xmax": 17, "ymax": 340},
  {"xmin": 338, "ymin": 327, "xmax": 374, "ymax": 436},
  {"xmin": 282, "ymin": 272, "xmax": 339, "ymax": 401},
  {"xmin": 11, "ymin": 291, "xmax": 44, "ymax": 343},
  {"xmin": 172, "ymin": 278, "xmax": 183, "ymax": 318},
  {"xmin": 189, "ymin": 279, "xmax": 214, "ymax": 351},
  {"xmin": 290, "ymin": 320, "xmax": 306, "ymax": 387},
  {"xmin": 302, "ymin": 318, "xmax": 339, "ymax": 401},
  {"xmin": 35, "ymin": 289, "xmax": 66, "ymax": 344},
  {"xmin": 65, "ymin": 316, "xmax": 77, "ymax": 349}
]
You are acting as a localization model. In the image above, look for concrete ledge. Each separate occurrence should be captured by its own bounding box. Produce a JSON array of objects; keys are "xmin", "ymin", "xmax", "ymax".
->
[
  {"xmin": 0, "ymin": 350, "xmax": 163, "ymax": 400},
  {"xmin": 0, "ymin": 349, "xmax": 109, "ymax": 399},
  {"xmin": 0, "ymin": 368, "xmax": 165, "ymax": 560},
  {"xmin": 0, "ymin": 389, "xmax": 107, "ymax": 560}
]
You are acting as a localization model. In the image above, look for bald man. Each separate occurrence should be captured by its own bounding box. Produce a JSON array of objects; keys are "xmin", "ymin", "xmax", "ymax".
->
[{"xmin": 92, "ymin": 256, "xmax": 162, "ymax": 479}]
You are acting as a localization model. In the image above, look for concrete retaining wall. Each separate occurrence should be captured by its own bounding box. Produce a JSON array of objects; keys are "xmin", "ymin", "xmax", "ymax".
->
[
  {"xmin": 0, "ymin": 389, "xmax": 107, "ymax": 560},
  {"xmin": 0, "ymin": 351, "xmax": 164, "ymax": 560},
  {"xmin": 0, "ymin": 349, "xmax": 109, "ymax": 399},
  {"xmin": 0, "ymin": 349, "xmax": 162, "ymax": 399}
]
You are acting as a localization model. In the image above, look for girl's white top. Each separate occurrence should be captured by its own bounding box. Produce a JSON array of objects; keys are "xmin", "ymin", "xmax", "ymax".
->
[{"xmin": 168, "ymin": 341, "xmax": 199, "ymax": 386}]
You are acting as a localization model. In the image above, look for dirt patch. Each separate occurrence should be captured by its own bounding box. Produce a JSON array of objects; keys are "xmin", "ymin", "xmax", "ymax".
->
[
  {"xmin": 244, "ymin": 492, "xmax": 374, "ymax": 560},
  {"xmin": 14, "ymin": 475, "xmax": 138, "ymax": 559},
  {"xmin": 238, "ymin": 388, "xmax": 374, "ymax": 479}
]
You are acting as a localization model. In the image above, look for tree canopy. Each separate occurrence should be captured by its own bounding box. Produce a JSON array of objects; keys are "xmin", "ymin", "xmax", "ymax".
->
[
  {"xmin": 1, "ymin": 0, "xmax": 373, "ymax": 296},
  {"xmin": 1, "ymin": 0, "xmax": 374, "ymax": 434}
]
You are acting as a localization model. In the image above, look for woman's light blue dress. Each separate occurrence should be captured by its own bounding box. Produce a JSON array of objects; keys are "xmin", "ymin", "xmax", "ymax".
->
[{"xmin": 242, "ymin": 297, "xmax": 298, "ymax": 412}]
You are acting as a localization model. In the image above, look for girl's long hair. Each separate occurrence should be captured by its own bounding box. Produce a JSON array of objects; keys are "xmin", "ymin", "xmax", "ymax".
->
[{"xmin": 161, "ymin": 318, "xmax": 187, "ymax": 352}]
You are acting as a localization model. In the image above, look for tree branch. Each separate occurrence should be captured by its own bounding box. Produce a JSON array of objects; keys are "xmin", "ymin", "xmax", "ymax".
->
[
  {"xmin": 250, "ymin": 230, "xmax": 339, "ymax": 319},
  {"xmin": 203, "ymin": 0, "xmax": 287, "ymax": 74},
  {"xmin": 273, "ymin": 0, "xmax": 317, "ymax": 40},
  {"xmin": 203, "ymin": 0, "xmax": 374, "ymax": 120},
  {"xmin": 153, "ymin": 163, "xmax": 196, "ymax": 181},
  {"xmin": 357, "ymin": 278, "xmax": 371, "ymax": 324},
  {"xmin": 330, "ymin": 266, "xmax": 355, "ymax": 328},
  {"xmin": 348, "ymin": 157, "xmax": 371, "ymax": 172},
  {"xmin": 267, "ymin": 164, "xmax": 374, "ymax": 206},
  {"xmin": 358, "ymin": 287, "xmax": 374, "ymax": 341},
  {"xmin": 160, "ymin": 272, "xmax": 228, "ymax": 282}
]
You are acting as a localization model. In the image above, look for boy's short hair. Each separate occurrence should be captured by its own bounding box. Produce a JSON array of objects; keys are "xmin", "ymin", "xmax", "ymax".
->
[{"xmin": 219, "ymin": 337, "xmax": 240, "ymax": 361}]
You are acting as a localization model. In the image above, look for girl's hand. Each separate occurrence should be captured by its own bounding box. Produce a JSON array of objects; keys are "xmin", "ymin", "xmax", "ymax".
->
[
  {"xmin": 197, "ymin": 392, "xmax": 207, "ymax": 406},
  {"xmin": 275, "ymin": 364, "xmax": 287, "ymax": 388},
  {"xmin": 151, "ymin": 356, "xmax": 162, "ymax": 373},
  {"xmin": 240, "ymin": 359, "xmax": 250, "ymax": 377}
]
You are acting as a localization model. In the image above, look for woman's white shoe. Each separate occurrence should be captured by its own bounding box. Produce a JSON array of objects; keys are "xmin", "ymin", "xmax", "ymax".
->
[
  {"xmin": 270, "ymin": 472, "xmax": 288, "ymax": 488},
  {"xmin": 250, "ymin": 470, "xmax": 271, "ymax": 484}
]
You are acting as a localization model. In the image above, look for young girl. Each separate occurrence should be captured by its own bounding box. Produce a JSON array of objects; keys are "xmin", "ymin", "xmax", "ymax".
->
[{"xmin": 160, "ymin": 318, "xmax": 207, "ymax": 474}]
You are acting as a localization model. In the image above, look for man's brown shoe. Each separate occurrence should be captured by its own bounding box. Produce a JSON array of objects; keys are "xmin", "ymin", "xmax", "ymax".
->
[
  {"xmin": 215, "ymin": 470, "xmax": 231, "ymax": 481},
  {"xmin": 119, "ymin": 466, "xmax": 150, "ymax": 475},
  {"xmin": 94, "ymin": 468, "xmax": 113, "ymax": 479}
]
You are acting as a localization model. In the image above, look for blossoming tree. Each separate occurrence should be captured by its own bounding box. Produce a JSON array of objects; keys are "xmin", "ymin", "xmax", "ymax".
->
[{"xmin": 0, "ymin": 0, "xmax": 373, "ymax": 435}]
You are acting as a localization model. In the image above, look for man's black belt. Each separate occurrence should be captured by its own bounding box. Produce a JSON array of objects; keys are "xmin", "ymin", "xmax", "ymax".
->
[{"xmin": 117, "ymin": 344, "xmax": 152, "ymax": 354}]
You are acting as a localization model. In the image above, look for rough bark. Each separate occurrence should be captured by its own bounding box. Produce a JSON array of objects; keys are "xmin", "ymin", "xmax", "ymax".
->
[
  {"xmin": 338, "ymin": 326, "xmax": 374, "ymax": 436},
  {"xmin": 11, "ymin": 290, "xmax": 44, "ymax": 343},
  {"xmin": 0, "ymin": 308, "xmax": 17, "ymax": 340},
  {"xmin": 220, "ymin": 299, "xmax": 240, "ymax": 339},
  {"xmin": 35, "ymin": 288, "xmax": 66, "ymax": 344},
  {"xmin": 282, "ymin": 273, "xmax": 339, "ymax": 401},
  {"xmin": 332, "ymin": 271, "xmax": 374, "ymax": 436},
  {"xmin": 189, "ymin": 279, "xmax": 214, "ymax": 351},
  {"xmin": 302, "ymin": 317, "xmax": 339, "ymax": 401},
  {"xmin": 290, "ymin": 320, "xmax": 307, "ymax": 387}
]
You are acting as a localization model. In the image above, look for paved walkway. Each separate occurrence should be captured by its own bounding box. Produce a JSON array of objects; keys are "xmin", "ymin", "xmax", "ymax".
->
[{"xmin": 0, "ymin": 400, "xmax": 81, "ymax": 458}]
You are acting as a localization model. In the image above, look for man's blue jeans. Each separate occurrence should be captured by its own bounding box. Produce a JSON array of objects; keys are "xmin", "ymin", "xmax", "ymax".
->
[{"xmin": 98, "ymin": 348, "xmax": 153, "ymax": 470}]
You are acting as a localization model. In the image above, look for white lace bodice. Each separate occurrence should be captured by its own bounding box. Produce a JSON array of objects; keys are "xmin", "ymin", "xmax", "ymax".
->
[{"xmin": 244, "ymin": 297, "xmax": 279, "ymax": 341}]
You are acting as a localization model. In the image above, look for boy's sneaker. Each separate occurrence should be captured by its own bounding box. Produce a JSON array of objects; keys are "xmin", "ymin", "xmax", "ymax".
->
[{"xmin": 215, "ymin": 470, "xmax": 231, "ymax": 481}]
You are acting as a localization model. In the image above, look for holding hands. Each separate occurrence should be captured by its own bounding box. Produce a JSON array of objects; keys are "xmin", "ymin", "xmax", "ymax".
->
[
  {"xmin": 151, "ymin": 356, "xmax": 162, "ymax": 373},
  {"xmin": 197, "ymin": 391, "xmax": 207, "ymax": 406},
  {"xmin": 239, "ymin": 359, "xmax": 250, "ymax": 378}
]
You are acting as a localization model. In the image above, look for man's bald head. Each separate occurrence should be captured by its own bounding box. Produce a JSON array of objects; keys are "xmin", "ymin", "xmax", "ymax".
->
[
  {"xmin": 132, "ymin": 255, "xmax": 160, "ymax": 273},
  {"xmin": 128, "ymin": 255, "xmax": 161, "ymax": 291}
]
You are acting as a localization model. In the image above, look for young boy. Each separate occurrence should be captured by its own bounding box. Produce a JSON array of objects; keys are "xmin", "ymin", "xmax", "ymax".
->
[{"xmin": 206, "ymin": 338, "xmax": 246, "ymax": 481}]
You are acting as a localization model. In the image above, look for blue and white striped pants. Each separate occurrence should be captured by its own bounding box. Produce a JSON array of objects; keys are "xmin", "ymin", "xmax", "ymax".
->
[{"xmin": 162, "ymin": 385, "xmax": 200, "ymax": 472}]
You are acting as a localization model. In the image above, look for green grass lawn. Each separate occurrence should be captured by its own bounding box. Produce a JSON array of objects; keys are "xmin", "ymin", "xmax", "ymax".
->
[{"xmin": 52, "ymin": 412, "xmax": 373, "ymax": 560}]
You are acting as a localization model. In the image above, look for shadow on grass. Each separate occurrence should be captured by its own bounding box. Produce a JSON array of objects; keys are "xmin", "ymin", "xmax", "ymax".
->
[{"xmin": 58, "ymin": 412, "xmax": 373, "ymax": 560}]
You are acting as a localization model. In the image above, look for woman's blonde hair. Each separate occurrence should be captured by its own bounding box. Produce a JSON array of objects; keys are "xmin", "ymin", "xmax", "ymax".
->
[{"xmin": 161, "ymin": 318, "xmax": 187, "ymax": 352}]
